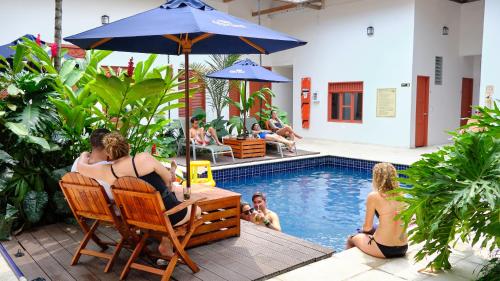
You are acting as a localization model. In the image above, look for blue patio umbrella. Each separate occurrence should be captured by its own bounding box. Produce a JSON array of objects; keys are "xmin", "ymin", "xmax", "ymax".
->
[
  {"xmin": 64, "ymin": 0, "xmax": 306, "ymax": 188},
  {"xmin": 206, "ymin": 58, "xmax": 291, "ymax": 135},
  {"xmin": 0, "ymin": 34, "xmax": 72, "ymax": 60}
]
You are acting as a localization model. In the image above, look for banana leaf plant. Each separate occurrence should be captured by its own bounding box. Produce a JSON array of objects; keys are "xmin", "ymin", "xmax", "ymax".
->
[
  {"xmin": 225, "ymin": 80, "xmax": 274, "ymax": 137},
  {"xmin": 396, "ymin": 104, "xmax": 500, "ymax": 271}
]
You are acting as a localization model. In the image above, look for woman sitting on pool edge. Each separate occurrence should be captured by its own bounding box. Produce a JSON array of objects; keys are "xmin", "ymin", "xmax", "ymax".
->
[
  {"xmin": 346, "ymin": 162, "xmax": 408, "ymax": 258},
  {"xmin": 251, "ymin": 123, "xmax": 295, "ymax": 152}
]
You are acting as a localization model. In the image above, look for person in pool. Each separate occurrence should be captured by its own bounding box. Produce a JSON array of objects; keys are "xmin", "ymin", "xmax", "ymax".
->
[
  {"xmin": 251, "ymin": 123, "xmax": 295, "ymax": 152},
  {"xmin": 252, "ymin": 192, "xmax": 281, "ymax": 232},
  {"xmin": 77, "ymin": 132, "xmax": 201, "ymax": 258},
  {"xmin": 240, "ymin": 201, "xmax": 255, "ymax": 222},
  {"xmin": 346, "ymin": 162, "xmax": 408, "ymax": 258}
]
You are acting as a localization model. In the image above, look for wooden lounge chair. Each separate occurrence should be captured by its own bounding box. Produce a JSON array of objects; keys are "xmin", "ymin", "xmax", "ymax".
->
[
  {"xmin": 59, "ymin": 172, "xmax": 130, "ymax": 272},
  {"xmin": 111, "ymin": 177, "xmax": 204, "ymax": 281},
  {"xmin": 246, "ymin": 117, "xmax": 297, "ymax": 158},
  {"xmin": 176, "ymin": 118, "xmax": 235, "ymax": 164}
]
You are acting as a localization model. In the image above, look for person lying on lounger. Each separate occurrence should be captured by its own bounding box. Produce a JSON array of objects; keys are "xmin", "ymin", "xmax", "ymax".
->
[
  {"xmin": 268, "ymin": 110, "xmax": 302, "ymax": 141},
  {"xmin": 77, "ymin": 132, "xmax": 201, "ymax": 258},
  {"xmin": 345, "ymin": 163, "xmax": 408, "ymax": 259},
  {"xmin": 252, "ymin": 192, "xmax": 281, "ymax": 232},
  {"xmin": 251, "ymin": 123, "xmax": 295, "ymax": 152},
  {"xmin": 189, "ymin": 117, "xmax": 223, "ymax": 146}
]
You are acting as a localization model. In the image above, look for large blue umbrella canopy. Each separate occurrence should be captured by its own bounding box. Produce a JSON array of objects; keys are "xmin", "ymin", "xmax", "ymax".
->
[
  {"xmin": 64, "ymin": 0, "xmax": 306, "ymax": 188},
  {"xmin": 206, "ymin": 59, "xmax": 291, "ymax": 83}
]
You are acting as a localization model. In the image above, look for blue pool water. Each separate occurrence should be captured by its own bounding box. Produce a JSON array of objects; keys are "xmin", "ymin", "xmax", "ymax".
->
[{"xmin": 218, "ymin": 165, "xmax": 375, "ymax": 251}]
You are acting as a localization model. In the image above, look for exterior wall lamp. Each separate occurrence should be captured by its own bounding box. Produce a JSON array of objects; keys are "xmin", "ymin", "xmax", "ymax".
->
[
  {"xmin": 367, "ymin": 26, "xmax": 374, "ymax": 37},
  {"xmin": 442, "ymin": 26, "xmax": 449, "ymax": 36},
  {"xmin": 101, "ymin": 15, "xmax": 110, "ymax": 25}
]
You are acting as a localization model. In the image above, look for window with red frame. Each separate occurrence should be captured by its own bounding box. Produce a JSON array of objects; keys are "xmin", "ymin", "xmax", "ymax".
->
[{"xmin": 328, "ymin": 82, "xmax": 363, "ymax": 122}]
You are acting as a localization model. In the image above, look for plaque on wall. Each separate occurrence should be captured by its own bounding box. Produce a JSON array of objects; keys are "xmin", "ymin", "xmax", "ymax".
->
[{"xmin": 376, "ymin": 88, "xmax": 397, "ymax": 117}]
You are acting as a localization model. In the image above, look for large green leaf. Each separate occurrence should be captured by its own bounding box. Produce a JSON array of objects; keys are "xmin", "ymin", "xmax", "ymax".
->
[
  {"xmin": 26, "ymin": 136, "xmax": 51, "ymax": 150},
  {"xmin": 4, "ymin": 122, "xmax": 28, "ymax": 136},
  {"xmin": 89, "ymin": 74, "xmax": 126, "ymax": 114},
  {"xmin": 126, "ymin": 78, "xmax": 166, "ymax": 103},
  {"xmin": 23, "ymin": 190, "xmax": 49, "ymax": 223}
]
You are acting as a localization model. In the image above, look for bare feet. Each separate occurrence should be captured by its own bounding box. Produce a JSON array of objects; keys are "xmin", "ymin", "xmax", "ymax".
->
[{"xmin": 158, "ymin": 237, "xmax": 174, "ymax": 258}]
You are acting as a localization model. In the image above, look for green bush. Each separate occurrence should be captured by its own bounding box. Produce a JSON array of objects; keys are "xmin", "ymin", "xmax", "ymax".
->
[{"xmin": 397, "ymin": 104, "xmax": 500, "ymax": 270}]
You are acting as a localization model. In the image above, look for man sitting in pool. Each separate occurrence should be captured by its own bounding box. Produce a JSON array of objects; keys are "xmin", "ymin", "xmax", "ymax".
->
[
  {"xmin": 189, "ymin": 116, "xmax": 223, "ymax": 146},
  {"xmin": 251, "ymin": 123, "xmax": 295, "ymax": 152},
  {"xmin": 252, "ymin": 192, "xmax": 281, "ymax": 232}
]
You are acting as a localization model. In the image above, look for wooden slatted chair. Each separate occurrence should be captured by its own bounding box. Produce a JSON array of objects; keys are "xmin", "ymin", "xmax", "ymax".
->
[
  {"xmin": 111, "ymin": 177, "xmax": 204, "ymax": 281},
  {"xmin": 59, "ymin": 172, "xmax": 130, "ymax": 272}
]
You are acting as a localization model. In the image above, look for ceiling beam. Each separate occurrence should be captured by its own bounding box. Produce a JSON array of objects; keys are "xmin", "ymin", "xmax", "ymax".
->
[{"xmin": 252, "ymin": 0, "xmax": 324, "ymax": 17}]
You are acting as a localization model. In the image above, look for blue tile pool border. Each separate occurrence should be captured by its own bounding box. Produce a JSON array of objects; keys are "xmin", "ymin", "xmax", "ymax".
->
[{"xmin": 212, "ymin": 156, "xmax": 409, "ymax": 182}]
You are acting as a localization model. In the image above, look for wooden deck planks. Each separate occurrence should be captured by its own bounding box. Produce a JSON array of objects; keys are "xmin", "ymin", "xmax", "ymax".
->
[{"xmin": 1, "ymin": 221, "xmax": 333, "ymax": 281}]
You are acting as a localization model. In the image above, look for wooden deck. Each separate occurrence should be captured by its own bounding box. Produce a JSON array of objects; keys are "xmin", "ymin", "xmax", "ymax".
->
[{"xmin": 1, "ymin": 221, "xmax": 333, "ymax": 281}]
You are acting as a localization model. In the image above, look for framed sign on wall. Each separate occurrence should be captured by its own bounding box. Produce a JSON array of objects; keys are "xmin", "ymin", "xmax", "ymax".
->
[{"xmin": 376, "ymin": 88, "xmax": 397, "ymax": 117}]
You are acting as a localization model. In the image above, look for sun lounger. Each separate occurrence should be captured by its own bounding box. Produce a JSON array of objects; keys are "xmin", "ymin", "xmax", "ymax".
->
[
  {"xmin": 246, "ymin": 117, "xmax": 297, "ymax": 158},
  {"xmin": 176, "ymin": 118, "xmax": 235, "ymax": 164}
]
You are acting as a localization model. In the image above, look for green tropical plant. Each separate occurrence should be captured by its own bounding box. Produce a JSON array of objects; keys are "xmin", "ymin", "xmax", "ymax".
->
[
  {"xmin": 396, "ymin": 104, "xmax": 500, "ymax": 271},
  {"xmin": 225, "ymin": 81, "xmax": 274, "ymax": 136},
  {"xmin": 188, "ymin": 54, "xmax": 241, "ymax": 118},
  {"xmin": 256, "ymin": 105, "xmax": 289, "ymax": 126}
]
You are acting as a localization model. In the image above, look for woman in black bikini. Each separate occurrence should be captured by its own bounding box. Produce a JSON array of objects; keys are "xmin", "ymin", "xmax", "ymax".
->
[
  {"xmin": 77, "ymin": 132, "xmax": 201, "ymax": 257},
  {"xmin": 346, "ymin": 162, "xmax": 408, "ymax": 258}
]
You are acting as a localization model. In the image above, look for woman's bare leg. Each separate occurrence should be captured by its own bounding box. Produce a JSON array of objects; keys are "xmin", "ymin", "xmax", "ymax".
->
[
  {"xmin": 285, "ymin": 125, "xmax": 302, "ymax": 139},
  {"xmin": 347, "ymin": 234, "xmax": 385, "ymax": 258},
  {"xmin": 276, "ymin": 127, "xmax": 295, "ymax": 141},
  {"xmin": 266, "ymin": 134, "xmax": 294, "ymax": 150}
]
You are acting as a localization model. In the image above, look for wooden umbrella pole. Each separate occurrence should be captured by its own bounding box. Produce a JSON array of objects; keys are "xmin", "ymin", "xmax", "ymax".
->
[{"xmin": 184, "ymin": 51, "xmax": 191, "ymax": 189}]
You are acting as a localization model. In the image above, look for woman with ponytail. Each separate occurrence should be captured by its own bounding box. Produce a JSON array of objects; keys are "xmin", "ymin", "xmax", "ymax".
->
[
  {"xmin": 77, "ymin": 132, "xmax": 200, "ymax": 257},
  {"xmin": 345, "ymin": 163, "xmax": 408, "ymax": 258}
]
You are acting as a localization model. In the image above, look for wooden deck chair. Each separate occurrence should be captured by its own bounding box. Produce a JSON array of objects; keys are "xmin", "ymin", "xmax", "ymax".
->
[
  {"xmin": 59, "ymin": 172, "xmax": 130, "ymax": 272},
  {"xmin": 111, "ymin": 177, "xmax": 204, "ymax": 281}
]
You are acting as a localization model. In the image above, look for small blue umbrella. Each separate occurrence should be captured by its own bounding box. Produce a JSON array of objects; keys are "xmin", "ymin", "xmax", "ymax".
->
[
  {"xmin": 0, "ymin": 34, "xmax": 72, "ymax": 59},
  {"xmin": 207, "ymin": 59, "xmax": 291, "ymax": 135},
  {"xmin": 64, "ymin": 0, "xmax": 306, "ymax": 188},
  {"xmin": 0, "ymin": 34, "xmax": 40, "ymax": 58},
  {"xmin": 206, "ymin": 59, "xmax": 290, "ymax": 83}
]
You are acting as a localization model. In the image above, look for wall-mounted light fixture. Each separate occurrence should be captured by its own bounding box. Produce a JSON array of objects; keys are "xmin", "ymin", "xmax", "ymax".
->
[
  {"xmin": 101, "ymin": 15, "xmax": 110, "ymax": 25},
  {"xmin": 367, "ymin": 26, "xmax": 374, "ymax": 37},
  {"xmin": 442, "ymin": 26, "xmax": 449, "ymax": 36}
]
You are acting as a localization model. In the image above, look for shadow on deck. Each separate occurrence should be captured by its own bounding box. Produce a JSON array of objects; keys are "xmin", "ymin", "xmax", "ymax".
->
[{"xmin": 1, "ymin": 221, "xmax": 333, "ymax": 281}]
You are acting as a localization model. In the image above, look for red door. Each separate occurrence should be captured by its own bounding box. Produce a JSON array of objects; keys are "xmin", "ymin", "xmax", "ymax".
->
[
  {"xmin": 415, "ymin": 76, "xmax": 429, "ymax": 147},
  {"xmin": 460, "ymin": 78, "xmax": 473, "ymax": 126},
  {"xmin": 249, "ymin": 67, "xmax": 272, "ymax": 119}
]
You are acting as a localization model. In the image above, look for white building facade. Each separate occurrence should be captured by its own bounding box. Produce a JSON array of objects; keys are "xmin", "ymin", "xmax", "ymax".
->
[{"xmin": 1, "ymin": 0, "xmax": 498, "ymax": 148}]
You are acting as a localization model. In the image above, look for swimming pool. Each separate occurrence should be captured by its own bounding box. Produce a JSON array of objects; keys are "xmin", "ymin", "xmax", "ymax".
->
[{"xmin": 216, "ymin": 157, "xmax": 407, "ymax": 251}]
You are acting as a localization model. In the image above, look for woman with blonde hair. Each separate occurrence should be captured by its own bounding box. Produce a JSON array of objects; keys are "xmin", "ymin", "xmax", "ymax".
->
[
  {"xmin": 77, "ymin": 132, "xmax": 200, "ymax": 257},
  {"xmin": 346, "ymin": 162, "xmax": 408, "ymax": 258}
]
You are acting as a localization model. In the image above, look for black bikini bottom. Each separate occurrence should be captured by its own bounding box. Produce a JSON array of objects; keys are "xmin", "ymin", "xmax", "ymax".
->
[{"xmin": 369, "ymin": 236, "xmax": 408, "ymax": 258}]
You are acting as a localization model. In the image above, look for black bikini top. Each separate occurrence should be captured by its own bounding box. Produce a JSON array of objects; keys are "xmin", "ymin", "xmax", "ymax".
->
[{"xmin": 110, "ymin": 156, "xmax": 166, "ymax": 194}]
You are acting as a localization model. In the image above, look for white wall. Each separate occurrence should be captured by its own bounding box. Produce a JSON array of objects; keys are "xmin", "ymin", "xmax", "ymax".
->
[
  {"xmin": 459, "ymin": 0, "xmax": 484, "ymax": 56},
  {"xmin": 258, "ymin": 0, "xmax": 416, "ymax": 147},
  {"xmin": 271, "ymin": 66, "xmax": 294, "ymax": 125},
  {"xmin": 480, "ymin": 0, "xmax": 500, "ymax": 106},
  {"xmin": 411, "ymin": 0, "xmax": 473, "ymax": 147}
]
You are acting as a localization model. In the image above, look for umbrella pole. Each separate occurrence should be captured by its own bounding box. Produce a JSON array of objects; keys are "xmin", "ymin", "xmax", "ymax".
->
[
  {"xmin": 243, "ymin": 80, "xmax": 247, "ymax": 137},
  {"xmin": 184, "ymin": 52, "xmax": 191, "ymax": 189}
]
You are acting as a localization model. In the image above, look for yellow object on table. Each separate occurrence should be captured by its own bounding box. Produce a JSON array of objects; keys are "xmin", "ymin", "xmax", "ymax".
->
[{"xmin": 185, "ymin": 160, "xmax": 216, "ymax": 187}]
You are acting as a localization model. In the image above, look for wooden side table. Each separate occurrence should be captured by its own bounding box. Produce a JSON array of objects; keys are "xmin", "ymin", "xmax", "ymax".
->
[{"xmin": 223, "ymin": 138, "xmax": 266, "ymax": 158}]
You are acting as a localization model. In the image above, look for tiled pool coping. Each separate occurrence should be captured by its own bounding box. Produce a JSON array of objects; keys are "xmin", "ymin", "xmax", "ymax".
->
[{"xmin": 212, "ymin": 155, "xmax": 409, "ymax": 182}]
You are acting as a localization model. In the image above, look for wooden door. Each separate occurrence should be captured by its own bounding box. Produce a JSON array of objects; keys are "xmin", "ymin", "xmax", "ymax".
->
[
  {"xmin": 460, "ymin": 78, "xmax": 473, "ymax": 126},
  {"xmin": 228, "ymin": 81, "xmax": 241, "ymax": 117},
  {"xmin": 178, "ymin": 70, "xmax": 206, "ymax": 117},
  {"xmin": 249, "ymin": 67, "xmax": 272, "ymax": 119},
  {"xmin": 415, "ymin": 76, "xmax": 429, "ymax": 147}
]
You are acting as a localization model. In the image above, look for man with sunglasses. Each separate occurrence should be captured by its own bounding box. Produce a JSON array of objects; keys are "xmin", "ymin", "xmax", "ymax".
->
[{"xmin": 252, "ymin": 192, "xmax": 281, "ymax": 232}]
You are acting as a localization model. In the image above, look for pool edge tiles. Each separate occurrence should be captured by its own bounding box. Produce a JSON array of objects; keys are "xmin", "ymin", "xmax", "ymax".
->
[{"xmin": 213, "ymin": 156, "xmax": 409, "ymax": 182}]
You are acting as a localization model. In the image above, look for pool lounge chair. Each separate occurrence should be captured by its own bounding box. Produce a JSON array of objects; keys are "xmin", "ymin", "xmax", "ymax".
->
[
  {"xmin": 246, "ymin": 117, "xmax": 297, "ymax": 158},
  {"xmin": 176, "ymin": 118, "xmax": 235, "ymax": 164}
]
